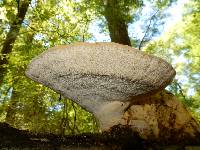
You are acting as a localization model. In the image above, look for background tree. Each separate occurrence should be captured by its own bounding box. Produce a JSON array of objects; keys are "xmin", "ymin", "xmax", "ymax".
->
[{"xmin": 0, "ymin": 0, "xmax": 31, "ymax": 85}]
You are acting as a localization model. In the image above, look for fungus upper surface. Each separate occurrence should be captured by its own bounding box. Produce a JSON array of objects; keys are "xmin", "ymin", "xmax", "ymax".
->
[{"xmin": 26, "ymin": 42, "xmax": 176, "ymax": 112}]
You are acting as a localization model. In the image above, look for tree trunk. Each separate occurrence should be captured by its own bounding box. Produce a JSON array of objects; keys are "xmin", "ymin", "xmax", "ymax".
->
[
  {"xmin": 5, "ymin": 91, "xmax": 18, "ymax": 125},
  {"xmin": 104, "ymin": 0, "xmax": 131, "ymax": 46},
  {"xmin": 0, "ymin": 0, "xmax": 31, "ymax": 85}
]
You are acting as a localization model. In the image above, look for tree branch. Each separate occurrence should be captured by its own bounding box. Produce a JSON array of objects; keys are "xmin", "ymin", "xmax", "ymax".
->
[
  {"xmin": 176, "ymin": 81, "xmax": 186, "ymax": 100},
  {"xmin": 15, "ymin": 0, "xmax": 20, "ymax": 14},
  {"xmin": 0, "ymin": 0, "xmax": 31, "ymax": 86},
  {"xmin": 71, "ymin": 101, "xmax": 80, "ymax": 134},
  {"xmin": 139, "ymin": 10, "xmax": 159, "ymax": 50}
]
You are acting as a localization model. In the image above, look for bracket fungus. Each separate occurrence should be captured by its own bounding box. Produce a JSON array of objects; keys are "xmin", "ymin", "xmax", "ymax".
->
[{"xmin": 25, "ymin": 42, "xmax": 176, "ymax": 130}]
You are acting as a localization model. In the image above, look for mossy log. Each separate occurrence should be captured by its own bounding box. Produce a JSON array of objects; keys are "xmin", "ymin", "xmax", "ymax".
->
[{"xmin": 1, "ymin": 122, "xmax": 200, "ymax": 150}]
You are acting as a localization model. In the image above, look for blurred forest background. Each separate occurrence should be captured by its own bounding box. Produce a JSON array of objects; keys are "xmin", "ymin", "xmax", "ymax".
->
[{"xmin": 0, "ymin": 0, "xmax": 199, "ymax": 136}]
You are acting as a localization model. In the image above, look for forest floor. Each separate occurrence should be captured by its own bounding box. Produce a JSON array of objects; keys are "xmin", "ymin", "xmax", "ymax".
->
[{"xmin": 0, "ymin": 122, "xmax": 200, "ymax": 150}]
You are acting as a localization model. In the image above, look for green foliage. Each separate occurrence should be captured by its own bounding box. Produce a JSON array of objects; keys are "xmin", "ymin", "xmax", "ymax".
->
[
  {"xmin": 84, "ymin": 0, "xmax": 142, "ymax": 18},
  {"xmin": 0, "ymin": 0, "xmax": 98, "ymax": 135},
  {"xmin": 144, "ymin": 0, "xmax": 200, "ymax": 121}
]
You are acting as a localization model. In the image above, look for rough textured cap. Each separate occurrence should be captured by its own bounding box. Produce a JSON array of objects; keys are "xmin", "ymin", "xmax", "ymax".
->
[{"xmin": 25, "ymin": 42, "xmax": 175, "ymax": 115}]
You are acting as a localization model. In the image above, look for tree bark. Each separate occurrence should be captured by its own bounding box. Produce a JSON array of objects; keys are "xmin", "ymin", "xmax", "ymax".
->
[
  {"xmin": 0, "ymin": 0, "xmax": 31, "ymax": 85},
  {"xmin": 104, "ymin": 0, "xmax": 131, "ymax": 46}
]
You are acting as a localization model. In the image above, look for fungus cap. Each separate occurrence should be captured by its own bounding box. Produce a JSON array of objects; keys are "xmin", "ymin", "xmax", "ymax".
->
[{"xmin": 25, "ymin": 42, "xmax": 175, "ymax": 113}]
